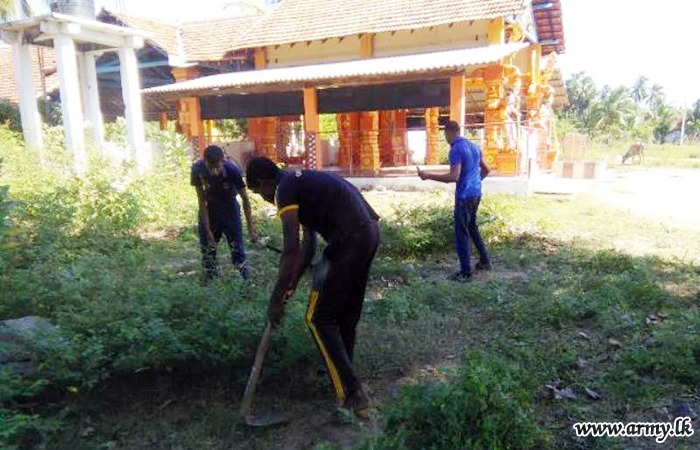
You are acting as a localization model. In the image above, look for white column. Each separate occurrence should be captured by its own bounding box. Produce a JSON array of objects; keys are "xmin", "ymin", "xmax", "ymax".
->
[
  {"xmin": 118, "ymin": 45, "xmax": 148, "ymax": 173},
  {"xmin": 78, "ymin": 52, "xmax": 104, "ymax": 145},
  {"xmin": 11, "ymin": 42, "xmax": 43, "ymax": 151},
  {"xmin": 54, "ymin": 34, "xmax": 86, "ymax": 175}
]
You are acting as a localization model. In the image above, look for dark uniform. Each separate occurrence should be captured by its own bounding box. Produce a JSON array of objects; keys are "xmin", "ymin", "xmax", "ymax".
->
[
  {"xmin": 276, "ymin": 169, "xmax": 380, "ymax": 403},
  {"xmin": 191, "ymin": 159, "xmax": 248, "ymax": 279}
]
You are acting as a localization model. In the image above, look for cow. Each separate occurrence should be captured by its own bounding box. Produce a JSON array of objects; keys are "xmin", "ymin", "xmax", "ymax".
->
[{"xmin": 622, "ymin": 143, "xmax": 645, "ymax": 164}]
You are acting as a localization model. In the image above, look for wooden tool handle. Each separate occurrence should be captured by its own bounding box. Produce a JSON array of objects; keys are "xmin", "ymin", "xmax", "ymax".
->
[{"xmin": 240, "ymin": 321, "xmax": 273, "ymax": 416}]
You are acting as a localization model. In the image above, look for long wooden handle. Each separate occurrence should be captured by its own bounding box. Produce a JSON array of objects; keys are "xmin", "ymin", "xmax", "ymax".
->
[{"xmin": 240, "ymin": 321, "xmax": 273, "ymax": 416}]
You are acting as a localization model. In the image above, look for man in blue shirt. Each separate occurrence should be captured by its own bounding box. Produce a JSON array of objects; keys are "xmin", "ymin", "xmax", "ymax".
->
[
  {"xmin": 417, "ymin": 120, "xmax": 492, "ymax": 281},
  {"xmin": 191, "ymin": 145, "xmax": 258, "ymax": 284}
]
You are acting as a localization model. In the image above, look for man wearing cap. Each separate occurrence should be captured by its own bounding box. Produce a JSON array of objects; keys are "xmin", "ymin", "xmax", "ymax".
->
[
  {"xmin": 191, "ymin": 145, "xmax": 258, "ymax": 283},
  {"xmin": 417, "ymin": 120, "xmax": 492, "ymax": 281},
  {"xmin": 245, "ymin": 156, "xmax": 380, "ymax": 416}
]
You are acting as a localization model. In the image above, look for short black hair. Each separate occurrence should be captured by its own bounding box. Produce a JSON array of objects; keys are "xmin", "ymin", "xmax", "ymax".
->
[
  {"xmin": 204, "ymin": 145, "xmax": 224, "ymax": 165},
  {"xmin": 444, "ymin": 120, "xmax": 461, "ymax": 133},
  {"xmin": 246, "ymin": 156, "xmax": 281, "ymax": 188}
]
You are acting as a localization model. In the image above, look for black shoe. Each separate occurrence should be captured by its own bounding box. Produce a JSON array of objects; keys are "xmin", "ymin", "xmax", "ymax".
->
[
  {"xmin": 475, "ymin": 261, "xmax": 492, "ymax": 272},
  {"xmin": 448, "ymin": 271, "xmax": 472, "ymax": 282},
  {"xmin": 340, "ymin": 387, "xmax": 372, "ymax": 418}
]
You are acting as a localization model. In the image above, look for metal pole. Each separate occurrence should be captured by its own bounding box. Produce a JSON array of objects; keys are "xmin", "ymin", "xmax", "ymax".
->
[{"xmin": 680, "ymin": 103, "xmax": 687, "ymax": 146}]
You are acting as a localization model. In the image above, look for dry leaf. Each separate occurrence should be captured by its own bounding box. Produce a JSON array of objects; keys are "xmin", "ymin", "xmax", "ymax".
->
[
  {"xmin": 556, "ymin": 387, "xmax": 577, "ymax": 400},
  {"xmin": 576, "ymin": 357, "xmax": 588, "ymax": 369},
  {"xmin": 577, "ymin": 331, "xmax": 591, "ymax": 340}
]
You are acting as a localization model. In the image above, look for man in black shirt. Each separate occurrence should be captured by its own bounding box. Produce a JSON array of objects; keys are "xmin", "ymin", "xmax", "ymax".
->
[
  {"xmin": 191, "ymin": 145, "xmax": 258, "ymax": 283},
  {"xmin": 246, "ymin": 157, "xmax": 380, "ymax": 416}
]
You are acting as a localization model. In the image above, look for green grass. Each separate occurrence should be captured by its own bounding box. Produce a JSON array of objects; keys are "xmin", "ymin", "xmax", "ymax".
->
[
  {"xmin": 585, "ymin": 142, "xmax": 700, "ymax": 168},
  {"xmin": 2, "ymin": 124, "xmax": 700, "ymax": 450}
]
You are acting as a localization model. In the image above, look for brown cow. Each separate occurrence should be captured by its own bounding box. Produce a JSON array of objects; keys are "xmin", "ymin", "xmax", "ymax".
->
[{"xmin": 622, "ymin": 143, "xmax": 645, "ymax": 164}]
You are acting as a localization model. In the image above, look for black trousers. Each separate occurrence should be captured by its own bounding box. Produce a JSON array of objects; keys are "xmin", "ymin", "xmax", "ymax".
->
[{"xmin": 305, "ymin": 221, "xmax": 380, "ymax": 404}]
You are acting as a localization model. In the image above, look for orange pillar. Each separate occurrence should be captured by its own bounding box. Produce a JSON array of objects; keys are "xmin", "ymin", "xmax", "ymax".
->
[
  {"xmin": 424, "ymin": 107, "xmax": 440, "ymax": 165},
  {"xmin": 338, "ymin": 112, "xmax": 359, "ymax": 170},
  {"xmin": 450, "ymin": 74, "xmax": 466, "ymax": 128},
  {"xmin": 303, "ymin": 87, "xmax": 322, "ymax": 169},
  {"xmin": 171, "ymin": 67, "xmax": 204, "ymax": 154},
  {"xmin": 379, "ymin": 110, "xmax": 408, "ymax": 167},
  {"xmin": 482, "ymin": 66, "xmax": 506, "ymax": 172},
  {"xmin": 159, "ymin": 111, "xmax": 168, "ymax": 131},
  {"xmin": 358, "ymin": 111, "xmax": 380, "ymax": 175},
  {"xmin": 247, "ymin": 47, "xmax": 281, "ymax": 161}
]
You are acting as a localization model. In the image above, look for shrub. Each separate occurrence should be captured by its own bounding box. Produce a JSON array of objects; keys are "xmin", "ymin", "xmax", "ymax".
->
[{"xmin": 360, "ymin": 351, "xmax": 550, "ymax": 450}]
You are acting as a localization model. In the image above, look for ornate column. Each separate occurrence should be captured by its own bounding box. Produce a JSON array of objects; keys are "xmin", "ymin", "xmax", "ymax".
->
[
  {"xmin": 358, "ymin": 111, "xmax": 380, "ymax": 175},
  {"xmin": 424, "ymin": 107, "xmax": 440, "ymax": 165},
  {"xmin": 337, "ymin": 112, "xmax": 359, "ymax": 170},
  {"xmin": 303, "ymin": 87, "xmax": 322, "ymax": 169},
  {"xmin": 379, "ymin": 110, "xmax": 408, "ymax": 167}
]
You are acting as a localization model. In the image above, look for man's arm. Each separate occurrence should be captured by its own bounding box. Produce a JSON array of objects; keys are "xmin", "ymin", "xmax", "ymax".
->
[
  {"xmin": 237, "ymin": 187, "xmax": 258, "ymax": 242},
  {"xmin": 195, "ymin": 186, "xmax": 215, "ymax": 247},
  {"xmin": 417, "ymin": 162, "xmax": 461, "ymax": 183},
  {"xmin": 268, "ymin": 209, "xmax": 303, "ymax": 326},
  {"xmin": 479, "ymin": 153, "xmax": 491, "ymax": 180}
]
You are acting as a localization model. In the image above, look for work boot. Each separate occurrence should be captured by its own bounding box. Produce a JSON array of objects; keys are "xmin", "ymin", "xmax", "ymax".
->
[
  {"xmin": 448, "ymin": 271, "xmax": 472, "ymax": 282},
  {"xmin": 475, "ymin": 261, "xmax": 492, "ymax": 272},
  {"xmin": 341, "ymin": 386, "xmax": 372, "ymax": 417}
]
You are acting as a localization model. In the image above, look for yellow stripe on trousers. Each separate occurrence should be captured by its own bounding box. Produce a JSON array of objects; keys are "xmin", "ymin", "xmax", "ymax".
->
[{"xmin": 305, "ymin": 289, "xmax": 346, "ymax": 403}]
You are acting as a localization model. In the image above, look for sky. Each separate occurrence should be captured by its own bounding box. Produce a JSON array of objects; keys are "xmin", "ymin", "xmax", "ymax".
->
[{"xmin": 23, "ymin": 0, "xmax": 700, "ymax": 106}]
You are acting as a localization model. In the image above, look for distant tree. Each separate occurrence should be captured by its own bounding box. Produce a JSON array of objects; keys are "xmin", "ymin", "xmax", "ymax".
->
[
  {"xmin": 0, "ymin": 0, "xmax": 32, "ymax": 21},
  {"xmin": 630, "ymin": 76, "xmax": 649, "ymax": 105},
  {"xmin": 648, "ymin": 84, "xmax": 666, "ymax": 111},
  {"xmin": 564, "ymin": 71, "xmax": 597, "ymax": 128},
  {"xmin": 589, "ymin": 86, "xmax": 636, "ymax": 138}
]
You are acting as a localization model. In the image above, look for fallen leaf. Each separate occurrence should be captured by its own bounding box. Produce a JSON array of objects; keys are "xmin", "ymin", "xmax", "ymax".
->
[
  {"xmin": 576, "ymin": 357, "xmax": 588, "ymax": 369},
  {"xmin": 556, "ymin": 387, "xmax": 577, "ymax": 400},
  {"xmin": 80, "ymin": 427, "xmax": 95, "ymax": 438},
  {"xmin": 645, "ymin": 314, "xmax": 664, "ymax": 325},
  {"xmin": 577, "ymin": 331, "xmax": 591, "ymax": 340},
  {"xmin": 608, "ymin": 338, "xmax": 623, "ymax": 348},
  {"xmin": 585, "ymin": 387, "xmax": 602, "ymax": 400}
]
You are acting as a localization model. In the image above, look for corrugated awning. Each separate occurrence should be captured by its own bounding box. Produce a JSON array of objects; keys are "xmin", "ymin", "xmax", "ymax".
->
[{"xmin": 142, "ymin": 42, "xmax": 528, "ymax": 98}]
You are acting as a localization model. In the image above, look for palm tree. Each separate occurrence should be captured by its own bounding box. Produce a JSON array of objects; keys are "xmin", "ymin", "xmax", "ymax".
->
[
  {"xmin": 589, "ymin": 86, "xmax": 636, "ymax": 138},
  {"xmin": 647, "ymin": 84, "xmax": 666, "ymax": 111},
  {"xmin": 630, "ymin": 76, "xmax": 649, "ymax": 105},
  {"xmin": 565, "ymin": 71, "xmax": 598, "ymax": 127},
  {"xmin": 0, "ymin": 0, "xmax": 31, "ymax": 21}
]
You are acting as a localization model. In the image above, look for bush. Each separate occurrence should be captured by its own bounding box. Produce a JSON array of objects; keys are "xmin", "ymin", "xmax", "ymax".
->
[
  {"xmin": 360, "ymin": 351, "xmax": 550, "ymax": 450},
  {"xmin": 0, "ymin": 100, "xmax": 21, "ymax": 132}
]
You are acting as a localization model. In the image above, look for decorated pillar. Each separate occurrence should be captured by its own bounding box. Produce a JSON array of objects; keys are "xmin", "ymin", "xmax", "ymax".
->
[
  {"xmin": 358, "ymin": 111, "xmax": 380, "ymax": 175},
  {"xmin": 379, "ymin": 110, "xmax": 408, "ymax": 167},
  {"xmin": 172, "ymin": 67, "xmax": 204, "ymax": 154},
  {"xmin": 424, "ymin": 107, "xmax": 440, "ymax": 165},
  {"xmin": 303, "ymin": 87, "xmax": 322, "ymax": 169},
  {"xmin": 338, "ymin": 112, "xmax": 359, "ymax": 170}
]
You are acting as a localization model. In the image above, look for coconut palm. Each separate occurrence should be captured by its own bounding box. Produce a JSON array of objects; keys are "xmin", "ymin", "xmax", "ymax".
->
[
  {"xmin": 630, "ymin": 76, "xmax": 649, "ymax": 105},
  {"xmin": 565, "ymin": 71, "xmax": 597, "ymax": 127},
  {"xmin": 589, "ymin": 86, "xmax": 636, "ymax": 138},
  {"xmin": 647, "ymin": 84, "xmax": 666, "ymax": 111}
]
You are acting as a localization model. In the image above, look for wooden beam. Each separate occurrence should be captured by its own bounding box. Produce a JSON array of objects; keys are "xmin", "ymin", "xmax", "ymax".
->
[
  {"xmin": 360, "ymin": 33, "xmax": 374, "ymax": 59},
  {"xmin": 488, "ymin": 17, "xmax": 505, "ymax": 44},
  {"xmin": 254, "ymin": 47, "xmax": 266, "ymax": 70}
]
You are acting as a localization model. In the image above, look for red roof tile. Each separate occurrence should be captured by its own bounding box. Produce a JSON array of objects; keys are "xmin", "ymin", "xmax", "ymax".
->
[{"xmin": 0, "ymin": 45, "xmax": 58, "ymax": 105}]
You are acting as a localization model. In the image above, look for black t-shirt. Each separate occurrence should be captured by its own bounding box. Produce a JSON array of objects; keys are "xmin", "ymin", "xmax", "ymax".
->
[
  {"xmin": 275, "ymin": 170, "xmax": 379, "ymax": 244},
  {"xmin": 191, "ymin": 159, "xmax": 245, "ymax": 218}
]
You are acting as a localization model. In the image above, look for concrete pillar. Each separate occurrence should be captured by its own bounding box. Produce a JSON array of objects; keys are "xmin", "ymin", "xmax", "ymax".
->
[
  {"xmin": 118, "ymin": 45, "xmax": 148, "ymax": 172},
  {"xmin": 54, "ymin": 34, "xmax": 86, "ymax": 175},
  {"xmin": 78, "ymin": 52, "xmax": 104, "ymax": 145},
  {"xmin": 11, "ymin": 42, "xmax": 43, "ymax": 151}
]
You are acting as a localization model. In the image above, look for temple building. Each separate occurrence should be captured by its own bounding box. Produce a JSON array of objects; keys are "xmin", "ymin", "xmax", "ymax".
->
[{"xmin": 144, "ymin": 0, "xmax": 568, "ymax": 176}]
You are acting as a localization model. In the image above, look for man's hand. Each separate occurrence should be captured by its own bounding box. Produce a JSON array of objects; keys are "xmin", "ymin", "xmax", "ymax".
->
[{"xmin": 207, "ymin": 230, "xmax": 216, "ymax": 249}]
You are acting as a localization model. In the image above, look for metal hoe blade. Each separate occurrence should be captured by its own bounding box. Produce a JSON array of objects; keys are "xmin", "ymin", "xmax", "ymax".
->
[{"xmin": 244, "ymin": 410, "xmax": 292, "ymax": 427}]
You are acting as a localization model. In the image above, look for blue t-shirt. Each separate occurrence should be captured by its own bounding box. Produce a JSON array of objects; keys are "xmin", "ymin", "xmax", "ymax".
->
[{"xmin": 449, "ymin": 137, "xmax": 482, "ymax": 199}]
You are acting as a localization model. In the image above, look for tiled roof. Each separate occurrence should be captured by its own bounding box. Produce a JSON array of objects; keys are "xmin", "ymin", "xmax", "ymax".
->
[
  {"xmin": 180, "ymin": 15, "xmax": 262, "ymax": 62},
  {"xmin": 532, "ymin": 0, "xmax": 565, "ymax": 54},
  {"xmin": 0, "ymin": 45, "xmax": 58, "ymax": 105},
  {"xmin": 99, "ymin": 9, "xmax": 261, "ymax": 62},
  {"xmin": 232, "ymin": 0, "xmax": 528, "ymax": 50}
]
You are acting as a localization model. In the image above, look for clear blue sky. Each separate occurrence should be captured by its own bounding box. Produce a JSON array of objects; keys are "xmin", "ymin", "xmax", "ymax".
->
[{"xmin": 34, "ymin": 0, "xmax": 700, "ymax": 106}]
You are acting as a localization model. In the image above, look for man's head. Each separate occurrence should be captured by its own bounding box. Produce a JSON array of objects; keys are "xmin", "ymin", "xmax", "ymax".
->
[
  {"xmin": 444, "ymin": 120, "xmax": 461, "ymax": 144},
  {"xmin": 204, "ymin": 145, "xmax": 225, "ymax": 175},
  {"xmin": 246, "ymin": 156, "xmax": 281, "ymax": 203}
]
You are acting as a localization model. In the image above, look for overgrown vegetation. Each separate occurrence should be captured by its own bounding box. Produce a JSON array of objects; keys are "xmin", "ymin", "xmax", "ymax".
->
[{"xmin": 1, "ymin": 123, "xmax": 699, "ymax": 449}]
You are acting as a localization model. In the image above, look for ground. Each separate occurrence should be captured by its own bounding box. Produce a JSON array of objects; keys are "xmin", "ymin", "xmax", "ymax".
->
[{"xmin": 36, "ymin": 167, "xmax": 699, "ymax": 450}]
